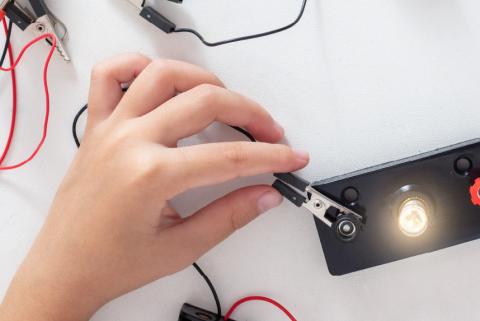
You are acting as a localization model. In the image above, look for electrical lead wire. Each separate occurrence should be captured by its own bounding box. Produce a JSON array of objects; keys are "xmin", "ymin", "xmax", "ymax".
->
[
  {"xmin": 0, "ymin": 32, "xmax": 56, "ymax": 170},
  {"xmin": 224, "ymin": 296, "xmax": 297, "ymax": 321},
  {"xmin": 173, "ymin": 0, "xmax": 308, "ymax": 47},
  {"xmin": 139, "ymin": 0, "xmax": 308, "ymax": 47},
  {"xmin": 192, "ymin": 262, "xmax": 222, "ymax": 320},
  {"xmin": 0, "ymin": 17, "xmax": 16, "ymax": 165},
  {"xmin": 0, "ymin": 19, "xmax": 13, "ymax": 67},
  {"xmin": 72, "ymin": 104, "xmax": 87, "ymax": 147}
]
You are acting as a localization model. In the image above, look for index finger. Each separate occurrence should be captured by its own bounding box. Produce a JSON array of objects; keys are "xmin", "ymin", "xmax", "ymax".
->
[
  {"xmin": 140, "ymin": 84, "xmax": 284, "ymax": 145},
  {"xmin": 163, "ymin": 142, "xmax": 310, "ymax": 197}
]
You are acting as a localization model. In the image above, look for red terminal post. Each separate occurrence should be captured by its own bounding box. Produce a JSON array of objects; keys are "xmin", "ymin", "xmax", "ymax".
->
[{"xmin": 470, "ymin": 178, "xmax": 480, "ymax": 206}]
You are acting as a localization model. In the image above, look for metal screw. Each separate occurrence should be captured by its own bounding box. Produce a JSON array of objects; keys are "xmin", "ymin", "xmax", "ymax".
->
[
  {"xmin": 36, "ymin": 23, "xmax": 45, "ymax": 32},
  {"xmin": 341, "ymin": 223, "xmax": 352, "ymax": 234},
  {"xmin": 337, "ymin": 220, "xmax": 357, "ymax": 238},
  {"xmin": 313, "ymin": 200, "xmax": 324, "ymax": 209}
]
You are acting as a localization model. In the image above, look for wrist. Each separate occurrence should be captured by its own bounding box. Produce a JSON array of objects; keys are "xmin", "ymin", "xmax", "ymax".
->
[
  {"xmin": 0, "ymin": 274, "xmax": 91, "ymax": 321},
  {"xmin": 0, "ymin": 249, "xmax": 97, "ymax": 321}
]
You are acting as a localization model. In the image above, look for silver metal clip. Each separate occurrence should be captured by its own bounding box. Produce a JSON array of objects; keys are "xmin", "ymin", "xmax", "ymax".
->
[
  {"xmin": 4, "ymin": 0, "xmax": 70, "ymax": 62},
  {"xmin": 273, "ymin": 173, "xmax": 364, "ymax": 241},
  {"xmin": 25, "ymin": 14, "xmax": 70, "ymax": 61},
  {"xmin": 303, "ymin": 186, "xmax": 363, "ymax": 227}
]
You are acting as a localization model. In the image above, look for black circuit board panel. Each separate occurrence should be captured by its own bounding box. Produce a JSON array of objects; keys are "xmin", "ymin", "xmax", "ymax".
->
[{"xmin": 312, "ymin": 139, "xmax": 480, "ymax": 275}]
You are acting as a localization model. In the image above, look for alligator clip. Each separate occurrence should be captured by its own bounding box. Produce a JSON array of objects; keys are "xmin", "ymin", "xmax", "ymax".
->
[
  {"xmin": 2, "ymin": 0, "xmax": 70, "ymax": 61},
  {"xmin": 273, "ymin": 173, "xmax": 364, "ymax": 242}
]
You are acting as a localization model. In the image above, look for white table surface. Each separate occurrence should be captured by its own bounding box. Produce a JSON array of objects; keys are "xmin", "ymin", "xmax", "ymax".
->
[{"xmin": 1, "ymin": 0, "xmax": 480, "ymax": 320}]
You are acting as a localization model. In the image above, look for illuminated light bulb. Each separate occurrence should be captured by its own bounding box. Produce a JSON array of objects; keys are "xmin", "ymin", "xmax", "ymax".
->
[{"xmin": 398, "ymin": 198, "xmax": 429, "ymax": 237}]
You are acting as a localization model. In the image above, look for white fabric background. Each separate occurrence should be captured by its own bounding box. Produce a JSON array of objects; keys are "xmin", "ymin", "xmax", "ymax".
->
[{"xmin": 1, "ymin": 0, "xmax": 480, "ymax": 320}]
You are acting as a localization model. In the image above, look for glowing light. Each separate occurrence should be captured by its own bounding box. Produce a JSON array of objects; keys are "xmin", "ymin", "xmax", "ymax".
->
[{"xmin": 398, "ymin": 198, "xmax": 429, "ymax": 237}]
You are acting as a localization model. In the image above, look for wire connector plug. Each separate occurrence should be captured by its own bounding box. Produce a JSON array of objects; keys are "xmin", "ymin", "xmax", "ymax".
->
[{"xmin": 140, "ymin": 6, "xmax": 176, "ymax": 33}]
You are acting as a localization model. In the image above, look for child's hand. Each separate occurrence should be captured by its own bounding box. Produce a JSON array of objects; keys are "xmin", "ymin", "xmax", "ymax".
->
[{"xmin": 0, "ymin": 54, "xmax": 309, "ymax": 321}]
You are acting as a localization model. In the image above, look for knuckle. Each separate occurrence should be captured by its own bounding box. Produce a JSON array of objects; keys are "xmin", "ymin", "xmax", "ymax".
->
[
  {"xmin": 224, "ymin": 143, "xmax": 249, "ymax": 168},
  {"xmin": 273, "ymin": 145, "xmax": 296, "ymax": 167},
  {"xmin": 132, "ymin": 152, "xmax": 160, "ymax": 177},
  {"xmin": 91, "ymin": 53, "xmax": 151, "ymax": 81},
  {"xmin": 230, "ymin": 212, "xmax": 242, "ymax": 231},
  {"xmin": 124, "ymin": 152, "xmax": 162, "ymax": 187},
  {"xmin": 277, "ymin": 144, "xmax": 295, "ymax": 161},
  {"xmin": 196, "ymin": 83, "xmax": 221, "ymax": 97},
  {"xmin": 195, "ymin": 84, "xmax": 222, "ymax": 105},
  {"xmin": 100, "ymin": 121, "xmax": 138, "ymax": 157},
  {"xmin": 90, "ymin": 62, "xmax": 112, "ymax": 80},
  {"xmin": 229, "ymin": 202, "xmax": 253, "ymax": 231},
  {"xmin": 110, "ymin": 122, "xmax": 134, "ymax": 145},
  {"xmin": 125, "ymin": 52, "xmax": 150, "ymax": 64},
  {"xmin": 148, "ymin": 59, "xmax": 176, "ymax": 79}
]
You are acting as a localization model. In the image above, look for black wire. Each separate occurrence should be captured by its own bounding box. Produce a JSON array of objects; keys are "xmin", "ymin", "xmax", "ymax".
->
[
  {"xmin": 230, "ymin": 126, "xmax": 256, "ymax": 142},
  {"xmin": 72, "ymin": 104, "xmax": 260, "ymax": 319},
  {"xmin": 0, "ymin": 19, "xmax": 14, "ymax": 68},
  {"xmin": 73, "ymin": 106, "xmax": 257, "ymax": 147},
  {"xmin": 72, "ymin": 104, "xmax": 88, "ymax": 148},
  {"xmin": 192, "ymin": 263, "xmax": 222, "ymax": 320},
  {"xmin": 173, "ymin": 0, "xmax": 308, "ymax": 47}
]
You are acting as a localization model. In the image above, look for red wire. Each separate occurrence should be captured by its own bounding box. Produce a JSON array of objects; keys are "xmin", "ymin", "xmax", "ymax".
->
[
  {"xmin": 0, "ymin": 17, "xmax": 17, "ymax": 165},
  {"xmin": 224, "ymin": 296, "xmax": 297, "ymax": 321},
  {"xmin": 0, "ymin": 30, "xmax": 56, "ymax": 170}
]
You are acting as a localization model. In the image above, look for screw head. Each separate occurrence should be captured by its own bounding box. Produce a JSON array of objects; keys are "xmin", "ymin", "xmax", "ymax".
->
[
  {"xmin": 313, "ymin": 200, "xmax": 324, "ymax": 209},
  {"xmin": 334, "ymin": 215, "xmax": 359, "ymax": 242},
  {"xmin": 36, "ymin": 23, "xmax": 45, "ymax": 32}
]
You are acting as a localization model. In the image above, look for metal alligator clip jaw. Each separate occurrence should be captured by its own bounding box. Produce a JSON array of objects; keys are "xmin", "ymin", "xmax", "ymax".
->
[
  {"xmin": 3, "ymin": 0, "xmax": 70, "ymax": 61},
  {"xmin": 273, "ymin": 173, "xmax": 364, "ymax": 242}
]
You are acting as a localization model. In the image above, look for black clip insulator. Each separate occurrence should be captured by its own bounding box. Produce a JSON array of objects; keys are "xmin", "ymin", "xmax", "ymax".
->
[
  {"xmin": 140, "ymin": 6, "xmax": 176, "ymax": 33},
  {"xmin": 274, "ymin": 173, "xmax": 310, "ymax": 192},
  {"xmin": 4, "ymin": 2, "xmax": 33, "ymax": 30},
  {"xmin": 179, "ymin": 303, "xmax": 235, "ymax": 321},
  {"xmin": 273, "ymin": 179, "xmax": 307, "ymax": 207}
]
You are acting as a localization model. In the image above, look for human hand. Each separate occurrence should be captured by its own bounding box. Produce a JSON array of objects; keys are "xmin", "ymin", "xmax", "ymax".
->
[{"xmin": 0, "ymin": 54, "xmax": 309, "ymax": 321}]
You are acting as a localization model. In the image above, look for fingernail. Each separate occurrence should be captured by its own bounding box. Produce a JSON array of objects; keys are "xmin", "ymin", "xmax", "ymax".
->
[
  {"xmin": 293, "ymin": 149, "xmax": 310, "ymax": 163},
  {"xmin": 257, "ymin": 191, "xmax": 283, "ymax": 213}
]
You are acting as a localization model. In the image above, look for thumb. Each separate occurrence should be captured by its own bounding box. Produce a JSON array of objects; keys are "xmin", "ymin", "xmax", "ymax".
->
[{"xmin": 171, "ymin": 185, "xmax": 283, "ymax": 261}]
